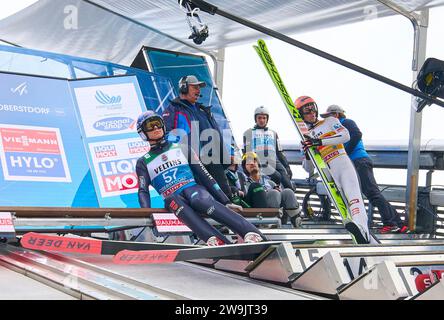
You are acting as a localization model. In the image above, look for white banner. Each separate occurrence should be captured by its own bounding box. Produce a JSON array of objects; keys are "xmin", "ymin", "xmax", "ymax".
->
[
  {"xmin": 152, "ymin": 213, "xmax": 192, "ymax": 233},
  {"xmin": 74, "ymin": 83, "xmax": 143, "ymax": 138},
  {"xmin": 0, "ymin": 212, "xmax": 15, "ymax": 233},
  {"xmin": 88, "ymin": 138, "xmax": 150, "ymax": 198}
]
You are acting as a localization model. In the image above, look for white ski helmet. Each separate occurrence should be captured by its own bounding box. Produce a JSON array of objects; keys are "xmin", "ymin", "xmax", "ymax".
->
[{"xmin": 254, "ymin": 106, "xmax": 269, "ymax": 122}]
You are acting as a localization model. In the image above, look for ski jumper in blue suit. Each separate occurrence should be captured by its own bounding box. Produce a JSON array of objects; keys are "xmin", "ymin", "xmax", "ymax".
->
[{"xmin": 136, "ymin": 141, "xmax": 264, "ymax": 244}]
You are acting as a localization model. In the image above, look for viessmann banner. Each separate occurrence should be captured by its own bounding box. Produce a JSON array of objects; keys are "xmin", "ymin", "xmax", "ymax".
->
[
  {"xmin": 70, "ymin": 76, "xmax": 163, "ymax": 208},
  {"xmin": 0, "ymin": 72, "xmax": 98, "ymax": 207}
]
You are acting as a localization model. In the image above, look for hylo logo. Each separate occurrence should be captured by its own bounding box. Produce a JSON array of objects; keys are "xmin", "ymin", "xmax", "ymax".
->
[{"xmin": 95, "ymin": 90, "xmax": 122, "ymax": 105}]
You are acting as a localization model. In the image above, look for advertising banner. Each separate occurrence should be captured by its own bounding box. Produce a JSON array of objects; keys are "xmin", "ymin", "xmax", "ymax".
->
[
  {"xmin": 70, "ymin": 76, "xmax": 163, "ymax": 208},
  {"xmin": 152, "ymin": 213, "xmax": 192, "ymax": 233},
  {"xmin": 88, "ymin": 138, "xmax": 149, "ymax": 198},
  {"xmin": 0, "ymin": 72, "xmax": 97, "ymax": 207},
  {"xmin": 73, "ymin": 82, "xmax": 143, "ymax": 138},
  {"xmin": 0, "ymin": 124, "xmax": 71, "ymax": 182}
]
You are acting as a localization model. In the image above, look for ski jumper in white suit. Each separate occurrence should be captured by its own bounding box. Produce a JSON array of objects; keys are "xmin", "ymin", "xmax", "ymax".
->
[{"xmin": 302, "ymin": 116, "xmax": 371, "ymax": 240}]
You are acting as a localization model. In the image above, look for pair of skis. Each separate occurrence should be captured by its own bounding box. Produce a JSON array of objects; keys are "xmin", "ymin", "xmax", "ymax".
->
[
  {"xmin": 19, "ymin": 232, "xmax": 276, "ymax": 265},
  {"xmin": 253, "ymin": 39, "xmax": 378, "ymax": 245}
]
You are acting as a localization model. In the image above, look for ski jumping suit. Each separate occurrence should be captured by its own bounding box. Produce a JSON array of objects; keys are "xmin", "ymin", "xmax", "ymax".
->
[
  {"xmin": 136, "ymin": 142, "xmax": 264, "ymax": 244},
  {"xmin": 243, "ymin": 126, "xmax": 293, "ymax": 190},
  {"xmin": 302, "ymin": 116, "xmax": 370, "ymax": 237}
]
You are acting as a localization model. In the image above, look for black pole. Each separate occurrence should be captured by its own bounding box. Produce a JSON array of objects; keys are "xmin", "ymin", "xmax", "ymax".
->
[{"xmin": 189, "ymin": 0, "xmax": 444, "ymax": 109}]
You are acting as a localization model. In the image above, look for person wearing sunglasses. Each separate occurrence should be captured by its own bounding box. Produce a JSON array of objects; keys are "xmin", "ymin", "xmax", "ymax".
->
[
  {"xmin": 135, "ymin": 111, "xmax": 266, "ymax": 246},
  {"xmin": 294, "ymin": 96, "xmax": 376, "ymax": 244}
]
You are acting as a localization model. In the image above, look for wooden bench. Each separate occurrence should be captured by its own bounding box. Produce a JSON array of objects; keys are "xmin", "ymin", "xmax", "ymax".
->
[{"xmin": 1, "ymin": 207, "xmax": 280, "ymax": 219}]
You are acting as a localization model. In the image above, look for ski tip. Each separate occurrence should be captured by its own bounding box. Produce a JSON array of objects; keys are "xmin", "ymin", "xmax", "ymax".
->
[
  {"xmin": 113, "ymin": 249, "xmax": 179, "ymax": 265},
  {"xmin": 20, "ymin": 232, "xmax": 102, "ymax": 254}
]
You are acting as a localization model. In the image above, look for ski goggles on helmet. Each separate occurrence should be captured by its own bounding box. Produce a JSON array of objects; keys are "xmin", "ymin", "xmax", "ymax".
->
[
  {"xmin": 300, "ymin": 103, "xmax": 318, "ymax": 115},
  {"xmin": 143, "ymin": 117, "xmax": 164, "ymax": 132}
]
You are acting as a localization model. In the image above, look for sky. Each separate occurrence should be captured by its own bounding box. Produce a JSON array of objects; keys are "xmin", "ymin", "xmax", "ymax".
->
[
  {"xmin": 1, "ymin": 1, "xmax": 444, "ymax": 186},
  {"xmin": 220, "ymin": 5, "xmax": 444, "ymax": 186}
]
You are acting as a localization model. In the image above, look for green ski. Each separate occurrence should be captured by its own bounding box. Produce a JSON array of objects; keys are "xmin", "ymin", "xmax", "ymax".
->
[{"xmin": 253, "ymin": 39, "xmax": 378, "ymax": 245}]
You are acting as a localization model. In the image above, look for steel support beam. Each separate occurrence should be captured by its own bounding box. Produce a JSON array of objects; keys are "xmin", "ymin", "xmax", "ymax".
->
[
  {"xmin": 377, "ymin": 1, "xmax": 429, "ymax": 231},
  {"xmin": 213, "ymin": 48, "xmax": 225, "ymax": 97},
  {"xmin": 406, "ymin": 12, "xmax": 428, "ymax": 231}
]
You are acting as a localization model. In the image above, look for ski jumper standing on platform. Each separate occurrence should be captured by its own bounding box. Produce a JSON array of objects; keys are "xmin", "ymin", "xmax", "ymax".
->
[
  {"xmin": 243, "ymin": 106, "xmax": 294, "ymax": 191},
  {"xmin": 135, "ymin": 111, "xmax": 265, "ymax": 246},
  {"xmin": 295, "ymin": 96, "xmax": 374, "ymax": 244}
]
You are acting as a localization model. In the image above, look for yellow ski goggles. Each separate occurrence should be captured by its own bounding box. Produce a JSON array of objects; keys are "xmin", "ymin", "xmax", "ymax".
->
[{"xmin": 143, "ymin": 117, "xmax": 164, "ymax": 132}]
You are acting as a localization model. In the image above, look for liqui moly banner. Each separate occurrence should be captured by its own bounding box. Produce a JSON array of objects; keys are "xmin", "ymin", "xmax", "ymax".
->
[
  {"xmin": 88, "ymin": 138, "xmax": 150, "ymax": 197},
  {"xmin": 0, "ymin": 72, "xmax": 96, "ymax": 207},
  {"xmin": 70, "ymin": 76, "xmax": 163, "ymax": 208}
]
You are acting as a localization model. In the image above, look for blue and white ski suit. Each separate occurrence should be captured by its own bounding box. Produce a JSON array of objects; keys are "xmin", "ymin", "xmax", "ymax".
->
[{"xmin": 136, "ymin": 141, "xmax": 264, "ymax": 243}]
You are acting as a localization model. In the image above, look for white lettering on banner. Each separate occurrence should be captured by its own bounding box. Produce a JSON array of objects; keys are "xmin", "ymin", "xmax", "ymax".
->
[
  {"xmin": 0, "ymin": 104, "xmax": 50, "ymax": 114},
  {"xmin": 128, "ymin": 147, "xmax": 148, "ymax": 154},
  {"xmin": 100, "ymin": 159, "xmax": 137, "ymax": 176},
  {"xmin": 9, "ymin": 156, "xmax": 57, "ymax": 169},
  {"xmin": 152, "ymin": 213, "xmax": 192, "ymax": 233},
  {"xmin": 64, "ymin": 5, "xmax": 79, "ymax": 30},
  {"xmin": 94, "ymin": 145, "xmax": 117, "ymax": 158},
  {"xmin": 3, "ymin": 136, "xmax": 58, "ymax": 146},
  {"xmin": 0, "ymin": 212, "xmax": 15, "ymax": 233},
  {"xmin": 94, "ymin": 145, "xmax": 116, "ymax": 152},
  {"xmin": 95, "ymin": 151, "xmax": 117, "ymax": 158},
  {"xmin": 104, "ymin": 174, "xmax": 138, "ymax": 192}
]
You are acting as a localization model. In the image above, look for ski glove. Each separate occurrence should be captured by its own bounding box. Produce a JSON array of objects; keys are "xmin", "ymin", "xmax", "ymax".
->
[
  {"xmin": 301, "ymin": 135, "xmax": 322, "ymax": 152},
  {"xmin": 226, "ymin": 203, "xmax": 243, "ymax": 212}
]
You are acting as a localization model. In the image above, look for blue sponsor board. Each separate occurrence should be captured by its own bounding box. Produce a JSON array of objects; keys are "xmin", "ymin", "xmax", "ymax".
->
[
  {"xmin": 5, "ymin": 152, "xmax": 66, "ymax": 178},
  {"xmin": 0, "ymin": 72, "xmax": 98, "ymax": 207}
]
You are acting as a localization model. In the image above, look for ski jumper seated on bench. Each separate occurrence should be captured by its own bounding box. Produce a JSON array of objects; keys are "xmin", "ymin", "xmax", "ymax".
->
[
  {"xmin": 241, "ymin": 152, "xmax": 301, "ymax": 228},
  {"xmin": 135, "ymin": 111, "xmax": 266, "ymax": 246}
]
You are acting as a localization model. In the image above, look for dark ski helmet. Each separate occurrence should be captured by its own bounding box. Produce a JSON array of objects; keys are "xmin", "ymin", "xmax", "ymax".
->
[{"xmin": 136, "ymin": 110, "xmax": 165, "ymax": 142}]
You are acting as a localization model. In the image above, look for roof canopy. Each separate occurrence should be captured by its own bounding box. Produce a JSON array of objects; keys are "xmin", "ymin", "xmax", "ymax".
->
[{"xmin": 0, "ymin": 0, "xmax": 443, "ymax": 65}]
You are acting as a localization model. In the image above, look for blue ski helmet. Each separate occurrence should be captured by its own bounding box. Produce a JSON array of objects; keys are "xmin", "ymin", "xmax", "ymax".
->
[{"xmin": 136, "ymin": 110, "xmax": 165, "ymax": 141}]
